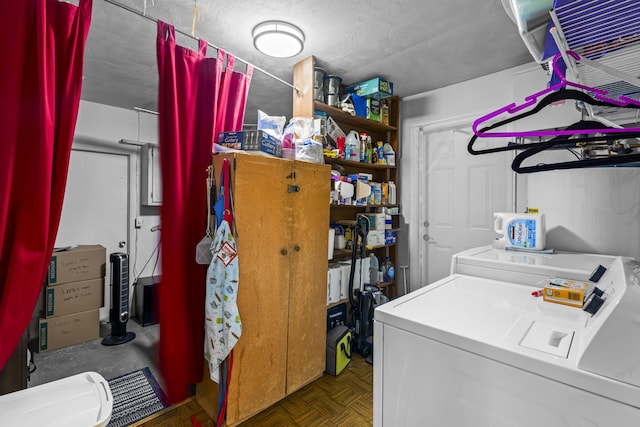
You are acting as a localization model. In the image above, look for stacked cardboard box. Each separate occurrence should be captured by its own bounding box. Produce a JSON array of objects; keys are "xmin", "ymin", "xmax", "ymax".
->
[{"xmin": 39, "ymin": 245, "xmax": 106, "ymax": 352}]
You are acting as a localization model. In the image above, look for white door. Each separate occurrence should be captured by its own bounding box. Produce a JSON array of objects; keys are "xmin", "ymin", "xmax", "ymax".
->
[
  {"xmin": 421, "ymin": 126, "xmax": 513, "ymax": 285},
  {"xmin": 55, "ymin": 149, "xmax": 129, "ymax": 321}
]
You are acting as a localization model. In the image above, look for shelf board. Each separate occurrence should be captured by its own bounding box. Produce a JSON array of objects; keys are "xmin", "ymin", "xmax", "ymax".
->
[
  {"xmin": 326, "ymin": 282, "xmax": 394, "ymax": 310},
  {"xmin": 327, "ymin": 299, "xmax": 349, "ymax": 309},
  {"xmin": 330, "ymin": 203, "xmax": 398, "ymax": 209},
  {"xmin": 324, "ymin": 156, "xmax": 396, "ymax": 170},
  {"xmin": 314, "ymin": 101, "xmax": 397, "ymax": 132}
]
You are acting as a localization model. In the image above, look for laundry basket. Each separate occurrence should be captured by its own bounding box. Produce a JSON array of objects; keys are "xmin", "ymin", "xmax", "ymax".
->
[{"xmin": 0, "ymin": 371, "xmax": 113, "ymax": 427}]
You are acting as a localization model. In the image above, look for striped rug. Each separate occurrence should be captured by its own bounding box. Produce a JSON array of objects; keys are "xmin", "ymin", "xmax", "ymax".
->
[{"xmin": 107, "ymin": 367, "xmax": 169, "ymax": 427}]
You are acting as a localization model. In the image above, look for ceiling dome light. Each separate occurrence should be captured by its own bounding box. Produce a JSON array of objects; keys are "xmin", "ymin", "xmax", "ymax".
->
[{"xmin": 252, "ymin": 21, "xmax": 305, "ymax": 58}]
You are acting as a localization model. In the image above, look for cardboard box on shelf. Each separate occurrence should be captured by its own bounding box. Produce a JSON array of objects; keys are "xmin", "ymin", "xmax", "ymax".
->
[
  {"xmin": 48, "ymin": 245, "xmax": 106, "ymax": 286},
  {"xmin": 38, "ymin": 309, "xmax": 100, "ymax": 352},
  {"xmin": 217, "ymin": 130, "xmax": 282, "ymax": 157},
  {"xmin": 345, "ymin": 77, "xmax": 393, "ymax": 99},
  {"xmin": 366, "ymin": 98, "xmax": 381, "ymax": 122},
  {"xmin": 45, "ymin": 278, "xmax": 104, "ymax": 318}
]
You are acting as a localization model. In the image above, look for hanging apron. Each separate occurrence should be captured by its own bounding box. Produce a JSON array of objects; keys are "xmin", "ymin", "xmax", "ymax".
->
[{"xmin": 205, "ymin": 158, "xmax": 241, "ymax": 384}]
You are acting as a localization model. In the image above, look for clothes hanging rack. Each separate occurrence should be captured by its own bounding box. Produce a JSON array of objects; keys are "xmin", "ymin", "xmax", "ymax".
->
[
  {"xmin": 102, "ymin": 0, "xmax": 299, "ymax": 94},
  {"xmin": 547, "ymin": 0, "xmax": 640, "ymax": 124}
]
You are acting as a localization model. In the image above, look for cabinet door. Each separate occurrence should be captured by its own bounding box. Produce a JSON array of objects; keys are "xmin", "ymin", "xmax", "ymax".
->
[
  {"xmin": 286, "ymin": 160, "xmax": 331, "ymax": 393},
  {"xmin": 221, "ymin": 154, "xmax": 293, "ymax": 424}
]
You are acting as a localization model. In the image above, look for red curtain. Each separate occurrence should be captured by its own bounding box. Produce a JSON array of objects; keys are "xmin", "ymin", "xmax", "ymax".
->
[
  {"xmin": 156, "ymin": 20, "xmax": 252, "ymax": 403},
  {"xmin": 0, "ymin": 0, "xmax": 92, "ymax": 372}
]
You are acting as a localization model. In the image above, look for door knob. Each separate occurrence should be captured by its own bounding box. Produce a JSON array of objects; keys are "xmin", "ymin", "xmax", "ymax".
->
[
  {"xmin": 281, "ymin": 248, "xmax": 288, "ymax": 256},
  {"xmin": 294, "ymin": 244, "xmax": 301, "ymax": 252},
  {"xmin": 423, "ymin": 234, "xmax": 436, "ymax": 244},
  {"xmin": 119, "ymin": 241, "xmax": 126, "ymax": 248}
]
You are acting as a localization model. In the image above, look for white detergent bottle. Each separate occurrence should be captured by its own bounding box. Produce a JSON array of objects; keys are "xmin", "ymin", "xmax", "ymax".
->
[
  {"xmin": 346, "ymin": 130, "xmax": 360, "ymax": 162},
  {"xmin": 494, "ymin": 212, "xmax": 546, "ymax": 250}
]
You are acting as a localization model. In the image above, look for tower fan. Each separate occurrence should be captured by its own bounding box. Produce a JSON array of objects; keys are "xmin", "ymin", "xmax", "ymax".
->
[{"xmin": 102, "ymin": 252, "xmax": 136, "ymax": 346}]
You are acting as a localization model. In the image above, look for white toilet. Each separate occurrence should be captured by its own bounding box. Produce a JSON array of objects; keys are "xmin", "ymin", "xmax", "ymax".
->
[{"xmin": 0, "ymin": 371, "xmax": 113, "ymax": 426}]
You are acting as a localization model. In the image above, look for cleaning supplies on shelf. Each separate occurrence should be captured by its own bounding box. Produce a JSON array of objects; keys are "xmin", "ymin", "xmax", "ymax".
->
[
  {"xmin": 346, "ymin": 130, "xmax": 360, "ymax": 163},
  {"xmin": 377, "ymin": 141, "xmax": 385, "ymax": 165},
  {"xmin": 388, "ymin": 181, "xmax": 396, "ymax": 205},
  {"xmin": 382, "ymin": 142, "xmax": 395, "ymax": 166},
  {"xmin": 383, "ymin": 257, "xmax": 395, "ymax": 282},
  {"xmin": 494, "ymin": 212, "xmax": 546, "ymax": 251},
  {"xmin": 369, "ymin": 254, "xmax": 379, "ymax": 284}
]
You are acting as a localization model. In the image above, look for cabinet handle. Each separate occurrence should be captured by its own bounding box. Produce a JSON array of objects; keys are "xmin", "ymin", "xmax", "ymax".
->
[
  {"xmin": 294, "ymin": 244, "xmax": 301, "ymax": 252},
  {"xmin": 281, "ymin": 248, "xmax": 288, "ymax": 256}
]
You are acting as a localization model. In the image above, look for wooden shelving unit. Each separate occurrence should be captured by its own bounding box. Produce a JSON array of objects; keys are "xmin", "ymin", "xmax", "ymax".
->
[{"xmin": 293, "ymin": 55, "xmax": 401, "ymax": 299}]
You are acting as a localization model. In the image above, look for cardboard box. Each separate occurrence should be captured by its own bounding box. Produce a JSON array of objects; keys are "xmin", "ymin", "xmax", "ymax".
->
[
  {"xmin": 345, "ymin": 77, "xmax": 393, "ymax": 99},
  {"xmin": 38, "ymin": 309, "xmax": 100, "ymax": 352},
  {"xmin": 48, "ymin": 245, "xmax": 106, "ymax": 286},
  {"xmin": 217, "ymin": 130, "xmax": 282, "ymax": 157},
  {"xmin": 216, "ymin": 131, "xmax": 260, "ymax": 150},
  {"xmin": 543, "ymin": 278, "xmax": 595, "ymax": 308},
  {"xmin": 45, "ymin": 278, "xmax": 104, "ymax": 318},
  {"xmin": 366, "ymin": 98, "xmax": 381, "ymax": 122}
]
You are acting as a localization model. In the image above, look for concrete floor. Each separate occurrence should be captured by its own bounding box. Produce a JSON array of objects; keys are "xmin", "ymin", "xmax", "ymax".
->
[{"xmin": 28, "ymin": 320, "xmax": 161, "ymax": 389}]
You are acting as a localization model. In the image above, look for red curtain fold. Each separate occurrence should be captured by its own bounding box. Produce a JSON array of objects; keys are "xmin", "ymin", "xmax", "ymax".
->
[
  {"xmin": 156, "ymin": 20, "xmax": 252, "ymax": 403},
  {"xmin": 0, "ymin": 0, "xmax": 92, "ymax": 372}
]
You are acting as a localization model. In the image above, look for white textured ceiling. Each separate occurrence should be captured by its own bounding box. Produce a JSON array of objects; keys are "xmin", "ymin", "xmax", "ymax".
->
[{"xmin": 81, "ymin": 0, "xmax": 535, "ymax": 124}]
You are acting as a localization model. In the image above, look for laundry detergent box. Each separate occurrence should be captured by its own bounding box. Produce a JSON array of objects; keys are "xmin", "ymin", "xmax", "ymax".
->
[
  {"xmin": 543, "ymin": 278, "xmax": 595, "ymax": 308},
  {"xmin": 345, "ymin": 77, "xmax": 393, "ymax": 99},
  {"xmin": 48, "ymin": 245, "xmax": 106, "ymax": 286}
]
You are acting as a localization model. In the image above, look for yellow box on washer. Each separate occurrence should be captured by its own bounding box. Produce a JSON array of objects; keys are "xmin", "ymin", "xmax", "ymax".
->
[{"xmin": 543, "ymin": 278, "xmax": 594, "ymax": 308}]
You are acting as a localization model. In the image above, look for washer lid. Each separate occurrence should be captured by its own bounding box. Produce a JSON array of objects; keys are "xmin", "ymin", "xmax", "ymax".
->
[{"xmin": 451, "ymin": 245, "xmax": 615, "ymax": 283}]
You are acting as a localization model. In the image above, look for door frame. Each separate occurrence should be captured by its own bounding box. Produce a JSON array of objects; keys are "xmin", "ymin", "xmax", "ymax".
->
[{"xmin": 406, "ymin": 113, "xmax": 519, "ymax": 290}]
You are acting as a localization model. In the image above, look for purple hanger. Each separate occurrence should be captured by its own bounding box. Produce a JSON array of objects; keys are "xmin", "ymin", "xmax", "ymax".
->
[{"xmin": 472, "ymin": 51, "xmax": 640, "ymax": 138}]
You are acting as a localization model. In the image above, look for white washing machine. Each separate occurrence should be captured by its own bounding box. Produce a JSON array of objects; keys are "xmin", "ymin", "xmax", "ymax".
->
[{"xmin": 374, "ymin": 248, "xmax": 640, "ymax": 426}]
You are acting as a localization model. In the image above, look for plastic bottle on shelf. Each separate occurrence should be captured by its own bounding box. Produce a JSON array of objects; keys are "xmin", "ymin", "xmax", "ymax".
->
[
  {"xmin": 388, "ymin": 181, "xmax": 396, "ymax": 205},
  {"xmin": 346, "ymin": 130, "xmax": 359, "ymax": 162},
  {"xmin": 369, "ymin": 254, "xmax": 379, "ymax": 284},
  {"xmin": 379, "ymin": 260, "xmax": 386, "ymax": 283},
  {"xmin": 377, "ymin": 141, "xmax": 385, "ymax": 165},
  {"xmin": 381, "ymin": 102, "xmax": 390, "ymax": 126},
  {"xmin": 382, "ymin": 142, "xmax": 395, "ymax": 166},
  {"xmin": 384, "ymin": 257, "xmax": 395, "ymax": 282}
]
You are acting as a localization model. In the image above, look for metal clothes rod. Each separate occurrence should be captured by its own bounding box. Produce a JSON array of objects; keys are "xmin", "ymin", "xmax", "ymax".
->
[{"xmin": 102, "ymin": 0, "xmax": 299, "ymax": 93}]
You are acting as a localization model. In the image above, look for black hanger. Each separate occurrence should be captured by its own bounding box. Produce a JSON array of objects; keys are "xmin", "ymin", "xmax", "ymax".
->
[
  {"xmin": 468, "ymin": 89, "xmax": 640, "ymax": 156},
  {"xmin": 511, "ymin": 121, "xmax": 640, "ymax": 173}
]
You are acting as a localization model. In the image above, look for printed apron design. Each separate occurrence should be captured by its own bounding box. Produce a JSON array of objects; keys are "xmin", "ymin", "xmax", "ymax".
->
[{"xmin": 205, "ymin": 159, "xmax": 241, "ymax": 383}]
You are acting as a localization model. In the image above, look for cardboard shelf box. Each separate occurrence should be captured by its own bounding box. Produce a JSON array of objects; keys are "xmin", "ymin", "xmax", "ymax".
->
[
  {"xmin": 38, "ymin": 309, "xmax": 100, "ymax": 352},
  {"xmin": 45, "ymin": 278, "xmax": 104, "ymax": 318},
  {"xmin": 47, "ymin": 245, "xmax": 106, "ymax": 286}
]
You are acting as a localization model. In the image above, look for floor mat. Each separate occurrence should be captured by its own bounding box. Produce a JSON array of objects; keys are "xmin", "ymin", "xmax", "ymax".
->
[{"xmin": 107, "ymin": 367, "xmax": 169, "ymax": 427}]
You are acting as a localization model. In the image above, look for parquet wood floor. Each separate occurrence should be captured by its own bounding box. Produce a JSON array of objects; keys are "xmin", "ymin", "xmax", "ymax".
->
[{"xmin": 134, "ymin": 354, "xmax": 373, "ymax": 427}]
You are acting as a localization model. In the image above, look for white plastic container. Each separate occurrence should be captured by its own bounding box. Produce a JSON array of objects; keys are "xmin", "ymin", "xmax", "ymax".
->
[
  {"xmin": 494, "ymin": 212, "xmax": 546, "ymax": 250},
  {"xmin": 0, "ymin": 371, "xmax": 113, "ymax": 427},
  {"xmin": 346, "ymin": 130, "xmax": 360, "ymax": 162},
  {"xmin": 382, "ymin": 142, "xmax": 395, "ymax": 166}
]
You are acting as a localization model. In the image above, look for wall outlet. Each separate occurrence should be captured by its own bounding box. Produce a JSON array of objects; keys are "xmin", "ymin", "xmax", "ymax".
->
[{"xmin": 135, "ymin": 217, "xmax": 144, "ymax": 229}]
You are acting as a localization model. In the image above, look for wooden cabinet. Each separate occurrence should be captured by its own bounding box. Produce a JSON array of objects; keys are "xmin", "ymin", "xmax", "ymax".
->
[
  {"xmin": 293, "ymin": 55, "xmax": 401, "ymax": 298},
  {"xmin": 196, "ymin": 153, "xmax": 330, "ymax": 426}
]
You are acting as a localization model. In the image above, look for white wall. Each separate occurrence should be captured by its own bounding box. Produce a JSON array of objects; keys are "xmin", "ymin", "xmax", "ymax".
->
[
  {"xmin": 73, "ymin": 100, "xmax": 162, "ymax": 284},
  {"xmin": 397, "ymin": 62, "xmax": 628, "ymax": 290}
]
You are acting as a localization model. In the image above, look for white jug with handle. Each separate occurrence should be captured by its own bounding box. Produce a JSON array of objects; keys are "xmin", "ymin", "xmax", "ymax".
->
[{"xmin": 494, "ymin": 212, "xmax": 545, "ymax": 250}]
